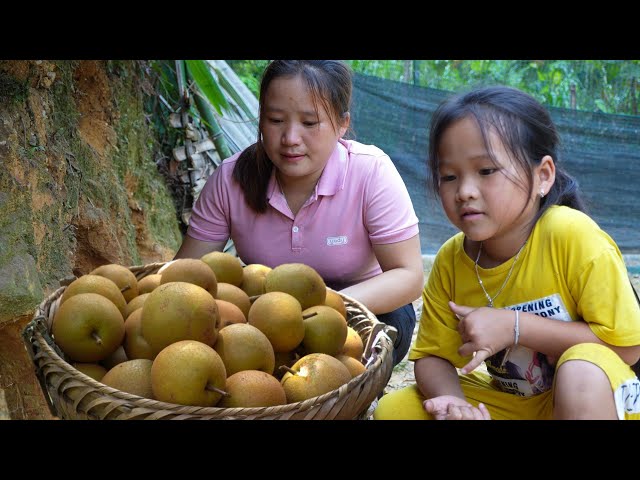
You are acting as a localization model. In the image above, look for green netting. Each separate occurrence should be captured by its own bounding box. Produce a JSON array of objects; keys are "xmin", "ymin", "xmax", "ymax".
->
[{"xmin": 351, "ymin": 73, "xmax": 640, "ymax": 254}]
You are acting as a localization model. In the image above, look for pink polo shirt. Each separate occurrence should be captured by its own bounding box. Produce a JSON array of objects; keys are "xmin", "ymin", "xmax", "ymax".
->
[{"xmin": 187, "ymin": 139, "xmax": 419, "ymax": 289}]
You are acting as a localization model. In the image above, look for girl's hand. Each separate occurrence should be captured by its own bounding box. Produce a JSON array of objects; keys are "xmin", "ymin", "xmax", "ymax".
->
[
  {"xmin": 449, "ymin": 301, "xmax": 515, "ymax": 374},
  {"xmin": 424, "ymin": 395, "xmax": 491, "ymax": 420}
]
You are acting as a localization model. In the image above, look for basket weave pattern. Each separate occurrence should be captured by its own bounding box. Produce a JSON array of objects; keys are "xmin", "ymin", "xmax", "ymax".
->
[{"xmin": 22, "ymin": 262, "xmax": 395, "ymax": 420}]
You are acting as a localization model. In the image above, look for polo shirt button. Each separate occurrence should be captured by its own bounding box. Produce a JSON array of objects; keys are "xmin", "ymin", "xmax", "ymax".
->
[{"xmin": 292, "ymin": 226, "xmax": 299, "ymax": 233}]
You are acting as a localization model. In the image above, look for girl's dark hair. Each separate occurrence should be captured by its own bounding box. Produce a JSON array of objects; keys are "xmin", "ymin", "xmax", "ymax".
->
[
  {"xmin": 428, "ymin": 85, "xmax": 586, "ymax": 224},
  {"xmin": 233, "ymin": 60, "xmax": 353, "ymax": 213}
]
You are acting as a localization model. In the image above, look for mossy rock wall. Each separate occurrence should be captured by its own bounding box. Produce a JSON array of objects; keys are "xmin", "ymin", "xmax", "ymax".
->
[{"xmin": 0, "ymin": 60, "xmax": 182, "ymax": 419}]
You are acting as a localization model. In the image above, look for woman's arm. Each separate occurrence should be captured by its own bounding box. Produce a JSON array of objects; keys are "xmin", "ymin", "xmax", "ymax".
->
[
  {"xmin": 173, "ymin": 235, "xmax": 227, "ymax": 260},
  {"xmin": 340, "ymin": 234, "xmax": 423, "ymax": 314}
]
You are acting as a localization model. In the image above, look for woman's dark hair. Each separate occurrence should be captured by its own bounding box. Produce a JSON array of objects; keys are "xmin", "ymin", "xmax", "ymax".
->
[
  {"xmin": 233, "ymin": 60, "xmax": 353, "ymax": 213},
  {"xmin": 428, "ymin": 85, "xmax": 586, "ymax": 224}
]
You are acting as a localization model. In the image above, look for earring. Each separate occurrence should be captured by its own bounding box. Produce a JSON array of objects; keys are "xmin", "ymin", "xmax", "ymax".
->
[{"xmin": 539, "ymin": 188, "xmax": 545, "ymax": 199}]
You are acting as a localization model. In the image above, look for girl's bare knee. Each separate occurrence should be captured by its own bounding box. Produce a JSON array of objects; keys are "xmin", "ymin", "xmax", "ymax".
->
[{"xmin": 553, "ymin": 360, "xmax": 616, "ymax": 419}]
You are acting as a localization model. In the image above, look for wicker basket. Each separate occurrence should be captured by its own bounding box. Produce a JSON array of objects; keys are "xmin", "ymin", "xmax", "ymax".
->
[{"xmin": 22, "ymin": 262, "xmax": 396, "ymax": 420}]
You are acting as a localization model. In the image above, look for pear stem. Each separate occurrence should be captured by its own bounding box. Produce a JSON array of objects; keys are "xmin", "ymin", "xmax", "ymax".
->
[
  {"xmin": 91, "ymin": 331, "xmax": 102, "ymax": 345},
  {"xmin": 249, "ymin": 294, "xmax": 262, "ymax": 303},
  {"xmin": 120, "ymin": 284, "xmax": 131, "ymax": 293},
  {"xmin": 279, "ymin": 365, "xmax": 298, "ymax": 375},
  {"xmin": 302, "ymin": 312, "xmax": 318, "ymax": 320},
  {"xmin": 205, "ymin": 384, "xmax": 230, "ymax": 397}
]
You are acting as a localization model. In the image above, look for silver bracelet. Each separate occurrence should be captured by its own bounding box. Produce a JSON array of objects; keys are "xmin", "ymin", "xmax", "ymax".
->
[{"xmin": 500, "ymin": 310, "xmax": 520, "ymax": 368}]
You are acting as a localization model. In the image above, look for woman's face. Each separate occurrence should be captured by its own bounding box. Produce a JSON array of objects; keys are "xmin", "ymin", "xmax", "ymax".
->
[{"xmin": 261, "ymin": 74, "xmax": 348, "ymax": 184}]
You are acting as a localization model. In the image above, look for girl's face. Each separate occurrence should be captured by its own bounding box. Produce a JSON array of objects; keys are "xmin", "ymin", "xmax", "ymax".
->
[
  {"xmin": 261, "ymin": 74, "xmax": 348, "ymax": 184},
  {"xmin": 437, "ymin": 116, "xmax": 538, "ymax": 248}
]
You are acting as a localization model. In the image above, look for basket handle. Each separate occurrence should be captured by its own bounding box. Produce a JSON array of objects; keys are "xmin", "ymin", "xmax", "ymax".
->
[{"xmin": 363, "ymin": 321, "xmax": 397, "ymax": 362}]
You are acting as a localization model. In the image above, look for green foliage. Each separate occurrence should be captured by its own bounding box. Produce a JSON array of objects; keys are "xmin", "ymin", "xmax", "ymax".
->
[
  {"xmin": 185, "ymin": 60, "xmax": 230, "ymax": 115},
  {"xmin": 225, "ymin": 60, "xmax": 640, "ymax": 116},
  {"xmin": 225, "ymin": 60, "xmax": 270, "ymax": 96},
  {"xmin": 344, "ymin": 60, "xmax": 640, "ymax": 116},
  {"xmin": 147, "ymin": 60, "xmax": 182, "ymax": 154},
  {"xmin": 224, "ymin": 60, "xmax": 640, "ymax": 115}
]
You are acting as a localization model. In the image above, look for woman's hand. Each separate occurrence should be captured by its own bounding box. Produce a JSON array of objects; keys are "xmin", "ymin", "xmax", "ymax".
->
[
  {"xmin": 423, "ymin": 395, "xmax": 491, "ymax": 420},
  {"xmin": 449, "ymin": 301, "xmax": 515, "ymax": 374}
]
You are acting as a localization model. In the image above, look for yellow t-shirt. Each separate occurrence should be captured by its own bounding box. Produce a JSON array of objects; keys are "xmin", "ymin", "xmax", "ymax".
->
[{"xmin": 410, "ymin": 205, "xmax": 640, "ymax": 397}]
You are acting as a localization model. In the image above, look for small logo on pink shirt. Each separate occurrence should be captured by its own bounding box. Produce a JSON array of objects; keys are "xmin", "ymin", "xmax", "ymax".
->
[{"xmin": 326, "ymin": 236, "xmax": 348, "ymax": 246}]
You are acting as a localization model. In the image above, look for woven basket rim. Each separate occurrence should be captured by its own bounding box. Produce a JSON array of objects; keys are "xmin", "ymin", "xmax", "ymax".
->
[{"xmin": 23, "ymin": 262, "xmax": 395, "ymax": 419}]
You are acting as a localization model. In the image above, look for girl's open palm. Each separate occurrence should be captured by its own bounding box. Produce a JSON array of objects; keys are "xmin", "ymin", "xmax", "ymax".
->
[{"xmin": 424, "ymin": 395, "xmax": 491, "ymax": 420}]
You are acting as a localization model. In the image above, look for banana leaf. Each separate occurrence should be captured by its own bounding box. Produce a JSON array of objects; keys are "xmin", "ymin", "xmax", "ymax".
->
[{"xmin": 185, "ymin": 60, "xmax": 229, "ymax": 115}]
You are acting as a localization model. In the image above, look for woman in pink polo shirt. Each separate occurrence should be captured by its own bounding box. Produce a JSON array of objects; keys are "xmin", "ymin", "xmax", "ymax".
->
[{"xmin": 174, "ymin": 60, "xmax": 424, "ymax": 366}]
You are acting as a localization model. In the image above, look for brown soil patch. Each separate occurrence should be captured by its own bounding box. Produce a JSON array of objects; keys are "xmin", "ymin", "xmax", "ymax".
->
[
  {"xmin": 0, "ymin": 318, "xmax": 55, "ymax": 419},
  {"xmin": 73, "ymin": 61, "xmax": 116, "ymax": 159}
]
